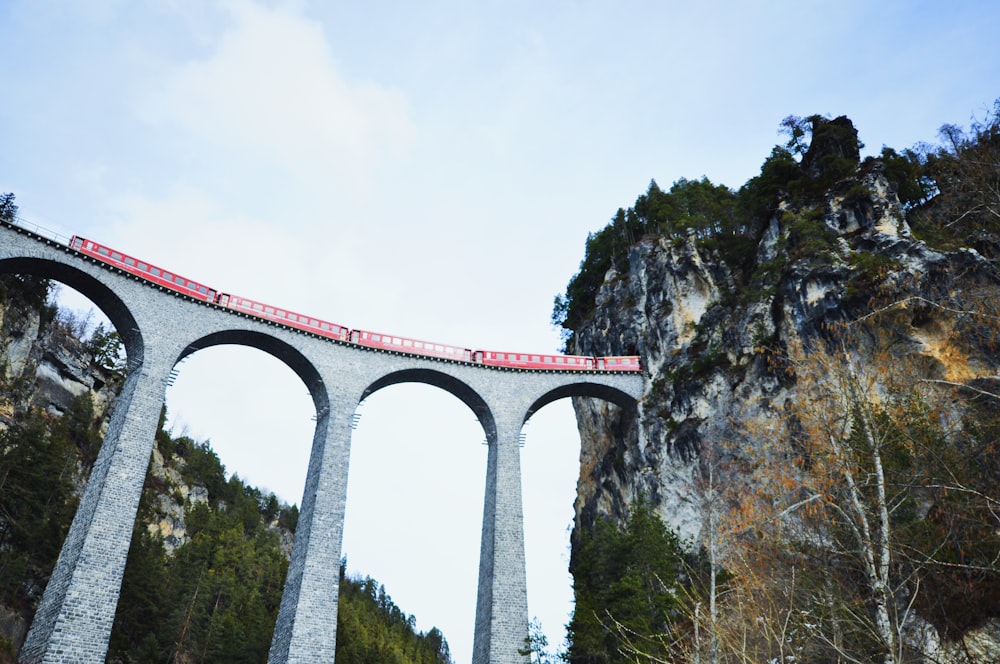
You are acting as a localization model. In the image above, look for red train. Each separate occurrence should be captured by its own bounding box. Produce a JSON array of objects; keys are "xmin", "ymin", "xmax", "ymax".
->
[{"xmin": 69, "ymin": 236, "xmax": 642, "ymax": 373}]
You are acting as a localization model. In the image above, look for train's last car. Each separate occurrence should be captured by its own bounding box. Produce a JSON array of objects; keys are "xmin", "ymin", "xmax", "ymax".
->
[{"xmin": 596, "ymin": 356, "xmax": 642, "ymax": 371}]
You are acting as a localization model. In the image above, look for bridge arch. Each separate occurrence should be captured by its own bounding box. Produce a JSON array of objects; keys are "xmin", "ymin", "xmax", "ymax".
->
[
  {"xmin": 0, "ymin": 255, "xmax": 144, "ymax": 364},
  {"xmin": 522, "ymin": 381, "xmax": 639, "ymax": 424},
  {"xmin": 360, "ymin": 367, "xmax": 495, "ymax": 442},
  {"xmin": 176, "ymin": 328, "xmax": 329, "ymax": 415}
]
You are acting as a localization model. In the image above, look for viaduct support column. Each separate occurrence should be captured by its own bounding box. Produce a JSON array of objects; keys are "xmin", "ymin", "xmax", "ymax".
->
[
  {"xmin": 20, "ymin": 352, "xmax": 174, "ymax": 664},
  {"xmin": 473, "ymin": 418, "xmax": 530, "ymax": 664},
  {"xmin": 268, "ymin": 389, "xmax": 353, "ymax": 663}
]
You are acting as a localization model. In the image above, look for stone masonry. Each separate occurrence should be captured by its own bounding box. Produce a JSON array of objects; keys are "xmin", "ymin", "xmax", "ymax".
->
[{"xmin": 1, "ymin": 219, "xmax": 645, "ymax": 664}]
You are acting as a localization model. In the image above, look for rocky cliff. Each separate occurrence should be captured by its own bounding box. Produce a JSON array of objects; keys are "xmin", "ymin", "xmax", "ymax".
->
[
  {"xmin": 565, "ymin": 116, "xmax": 1000, "ymax": 660},
  {"xmin": 0, "ymin": 281, "xmax": 121, "ymax": 433},
  {"xmin": 572, "ymin": 168, "xmax": 999, "ymax": 530}
]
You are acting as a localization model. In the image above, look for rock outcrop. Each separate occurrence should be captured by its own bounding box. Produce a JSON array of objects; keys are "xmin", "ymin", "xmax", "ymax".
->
[{"xmin": 0, "ymin": 287, "xmax": 121, "ymax": 433}]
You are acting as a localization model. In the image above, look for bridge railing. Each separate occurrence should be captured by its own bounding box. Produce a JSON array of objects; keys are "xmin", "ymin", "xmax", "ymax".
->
[{"xmin": 4, "ymin": 214, "xmax": 74, "ymax": 247}]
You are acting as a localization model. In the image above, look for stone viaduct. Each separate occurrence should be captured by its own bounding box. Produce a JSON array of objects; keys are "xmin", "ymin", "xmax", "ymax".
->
[{"xmin": 0, "ymin": 218, "xmax": 645, "ymax": 664}]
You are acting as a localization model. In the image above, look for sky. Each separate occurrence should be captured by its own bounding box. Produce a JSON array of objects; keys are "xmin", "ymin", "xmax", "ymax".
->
[{"xmin": 2, "ymin": 1, "xmax": 999, "ymax": 660}]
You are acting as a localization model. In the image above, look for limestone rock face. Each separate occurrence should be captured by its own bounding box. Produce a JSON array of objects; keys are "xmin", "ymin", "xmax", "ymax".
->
[
  {"xmin": 572, "ymin": 163, "xmax": 1000, "ymax": 535},
  {"xmin": 568, "ymin": 160, "xmax": 1000, "ymax": 659},
  {"xmin": 0, "ymin": 300, "xmax": 121, "ymax": 433}
]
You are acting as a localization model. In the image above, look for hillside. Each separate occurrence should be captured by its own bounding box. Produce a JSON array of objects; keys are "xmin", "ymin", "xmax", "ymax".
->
[
  {"xmin": 555, "ymin": 108, "xmax": 1000, "ymax": 662},
  {"xmin": 0, "ymin": 262, "xmax": 452, "ymax": 663}
]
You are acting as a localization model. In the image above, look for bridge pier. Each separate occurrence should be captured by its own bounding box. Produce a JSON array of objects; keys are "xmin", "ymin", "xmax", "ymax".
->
[
  {"xmin": 19, "ymin": 353, "xmax": 174, "ymax": 664},
  {"xmin": 268, "ymin": 387, "xmax": 352, "ymax": 663},
  {"xmin": 473, "ymin": 418, "xmax": 530, "ymax": 664}
]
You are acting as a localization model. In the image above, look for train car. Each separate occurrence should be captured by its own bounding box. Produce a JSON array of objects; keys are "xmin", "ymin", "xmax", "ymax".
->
[
  {"xmin": 70, "ymin": 236, "xmax": 217, "ymax": 302},
  {"xmin": 218, "ymin": 294, "xmax": 350, "ymax": 341},
  {"xmin": 474, "ymin": 350, "xmax": 595, "ymax": 370},
  {"xmin": 351, "ymin": 330, "xmax": 472, "ymax": 362},
  {"xmin": 596, "ymin": 356, "xmax": 642, "ymax": 372}
]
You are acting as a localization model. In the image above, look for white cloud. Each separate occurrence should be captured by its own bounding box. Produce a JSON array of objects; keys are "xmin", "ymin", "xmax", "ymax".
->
[{"xmin": 139, "ymin": 1, "xmax": 414, "ymax": 196}]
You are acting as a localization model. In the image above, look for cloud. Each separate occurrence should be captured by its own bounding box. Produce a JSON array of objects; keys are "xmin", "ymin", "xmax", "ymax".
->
[{"xmin": 139, "ymin": 1, "xmax": 414, "ymax": 196}]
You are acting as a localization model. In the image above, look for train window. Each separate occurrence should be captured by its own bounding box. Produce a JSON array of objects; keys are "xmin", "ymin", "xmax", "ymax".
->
[
  {"xmin": 371, "ymin": 334, "xmax": 380, "ymax": 341},
  {"xmin": 124, "ymin": 257, "xmax": 135, "ymax": 266},
  {"xmin": 198, "ymin": 286, "xmax": 208, "ymax": 294},
  {"xmin": 556, "ymin": 357, "xmax": 565, "ymax": 364},
  {"xmin": 138, "ymin": 262, "xmax": 147, "ymax": 271},
  {"xmin": 112, "ymin": 252, "xmax": 123, "ymax": 261},
  {"xmin": 150, "ymin": 267, "xmax": 160, "ymax": 276},
  {"xmin": 98, "ymin": 246, "xmax": 110, "ymax": 256},
  {"xmin": 532, "ymin": 356, "xmax": 540, "ymax": 362},
  {"xmin": 253, "ymin": 303, "xmax": 263, "ymax": 311}
]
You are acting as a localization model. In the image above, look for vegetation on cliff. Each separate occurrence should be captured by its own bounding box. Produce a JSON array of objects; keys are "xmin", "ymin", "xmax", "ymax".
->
[
  {"xmin": 554, "ymin": 102, "xmax": 1000, "ymax": 350},
  {"xmin": 563, "ymin": 503, "xmax": 710, "ymax": 664}
]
